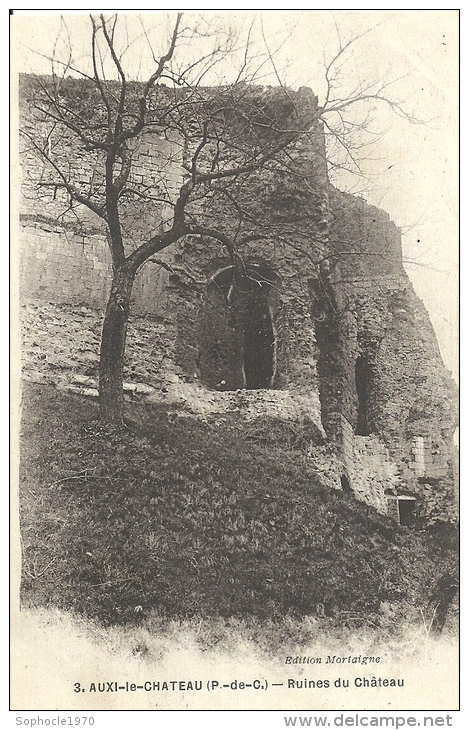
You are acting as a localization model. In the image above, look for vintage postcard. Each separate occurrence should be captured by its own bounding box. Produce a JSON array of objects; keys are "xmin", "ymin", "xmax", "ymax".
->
[{"xmin": 10, "ymin": 9, "xmax": 459, "ymax": 714}]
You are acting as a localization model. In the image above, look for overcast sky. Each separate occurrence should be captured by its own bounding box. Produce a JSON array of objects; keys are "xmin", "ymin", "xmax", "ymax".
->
[{"xmin": 11, "ymin": 9, "xmax": 459, "ymax": 379}]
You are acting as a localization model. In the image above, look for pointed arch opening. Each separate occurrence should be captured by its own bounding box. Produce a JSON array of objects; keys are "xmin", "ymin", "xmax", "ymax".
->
[{"xmin": 199, "ymin": 262, "xmax": 281, "ymax": 390}]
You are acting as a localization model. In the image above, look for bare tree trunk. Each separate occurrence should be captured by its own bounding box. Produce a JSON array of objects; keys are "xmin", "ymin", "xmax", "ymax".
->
[{"xmin": 99, "ymin": 265, "xmax": 135, "ymax": 428}]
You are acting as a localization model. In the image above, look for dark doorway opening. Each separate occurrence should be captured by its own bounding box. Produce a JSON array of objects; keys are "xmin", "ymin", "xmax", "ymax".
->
[
  {"xmin": 242, "ymin": 294, "xmax": 275, "ymax": 388},
  {"xmin": 398, "ymin": 497, "xmax": 417, "ymax": 527},
  {"xmin": 201, "ymin": 263, "xmax": 280, "ymax": 390},
  {"xmin": 355, "ymin": 355, "xmax": 371, "ymax": 435}
]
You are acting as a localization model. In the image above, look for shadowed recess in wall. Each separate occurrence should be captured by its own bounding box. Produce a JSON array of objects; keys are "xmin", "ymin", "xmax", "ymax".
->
[
  {"xmin": 355, "ymin": 354, "xmax": 372, "ymax": 436},
  {"xmin": 198, "ymin": 263, "xmax": 281, "ymax": 391}
]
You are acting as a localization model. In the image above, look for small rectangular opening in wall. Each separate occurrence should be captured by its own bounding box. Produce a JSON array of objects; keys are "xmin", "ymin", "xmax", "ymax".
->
[
  {"xmin": 387, "ymin": 495, "xmax": 418, "ymax": 526},
  {"xmin": 397, "ymin": 497, "xmax": 417, "ymax": 527}
]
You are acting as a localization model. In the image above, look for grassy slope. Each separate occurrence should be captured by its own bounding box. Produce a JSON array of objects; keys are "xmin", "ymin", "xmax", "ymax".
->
[{"xmin": 19, "ymin": 383, "xmax": 457, "ymax": 629}]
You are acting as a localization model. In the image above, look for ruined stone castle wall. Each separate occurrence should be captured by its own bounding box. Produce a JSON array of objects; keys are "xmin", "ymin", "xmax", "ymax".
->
[
  {"xmin": 19, "ymin": 76, "xmax": 181, "ymax": 315},
  {"xmin": 17, "ymin": 76, "xmax": 458, "ymax": 524},
  {"xmin": 323, "ymin": 190, "xmax": 458, "ymax": 521}
]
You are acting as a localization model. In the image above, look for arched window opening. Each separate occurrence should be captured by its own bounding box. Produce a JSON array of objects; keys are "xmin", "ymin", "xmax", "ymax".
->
[
  {"xmin": 201, "ymin": 263, "xmax": 280, "ymax": 390},
  {"xmin": 355, "ymin": 355, "xmax": 371, "ymax": 435}
]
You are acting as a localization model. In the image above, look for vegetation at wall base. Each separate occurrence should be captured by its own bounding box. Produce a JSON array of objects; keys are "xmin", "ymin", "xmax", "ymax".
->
[{"xmin": 19, "ymin": 383, "xmax": 458, "ymax": 635}]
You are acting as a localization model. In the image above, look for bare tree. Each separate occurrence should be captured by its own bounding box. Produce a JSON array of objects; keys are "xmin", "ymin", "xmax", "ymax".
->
[{"xmin": 19, "ymin": 12, "xmax": 419, "ymax": 428}]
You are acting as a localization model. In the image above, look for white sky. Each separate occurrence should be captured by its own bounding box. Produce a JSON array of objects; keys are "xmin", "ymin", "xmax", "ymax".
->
[{"xmin": 11, "ymin": 9, "xmax": 459, "ymax": 379}]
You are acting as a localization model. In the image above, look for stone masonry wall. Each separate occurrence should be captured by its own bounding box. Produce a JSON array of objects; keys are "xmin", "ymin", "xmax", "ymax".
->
[
  {"xmin": 19, "ymin": 74, "xmax": 182, "ymax": 316},
  {"xmin": 20, "ymin": 299, "xmax": 327, "ymax": 448},
  {"xmin": 145, "ymin": 105, "xmax": 333, "ymax": 397},
  {"xmin": 18, "ymin": 75, "xmax": 458, "ymax": 524},
  {"xmin": 323, "ymin": 190, "xmax": 458, "ymax": 521},
  {"xmin": 18, "ymin": 79, "xmax": 330, "ymax": 447},
  {"xmin": 20, "ymin": 225, "xmax": 112, "ymax": 310}
]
